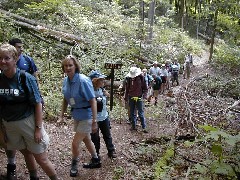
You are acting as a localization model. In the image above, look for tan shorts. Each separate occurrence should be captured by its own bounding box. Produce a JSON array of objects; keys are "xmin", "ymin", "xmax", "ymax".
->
[
  {"xmin": 74, "ymin": 119, "xmax": 92, "ymax": 134},
  {"xmin": 3, "ymin": 114, "xmax": 50, "ymax": 154}
]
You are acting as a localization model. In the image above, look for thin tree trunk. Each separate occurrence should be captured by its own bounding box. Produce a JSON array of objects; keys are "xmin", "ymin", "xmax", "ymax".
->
[
  {"xmin": 179, "ymin": 0, "xmax": 184, "ymax": 30},
  {"xmin": 209, "ymin": 8, "xmax": 218, "ymax": 62},
  {"xmin": 148, "ymin": 0, "xmax": 156, "ymax": 42}
]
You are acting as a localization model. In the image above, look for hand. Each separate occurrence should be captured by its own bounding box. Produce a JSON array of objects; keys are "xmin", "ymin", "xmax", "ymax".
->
[
  {"xmin": 34, "ymin": 129, "xmax": 43, "ymax": 144},
  {"xmin": 92, "ymin": 121, "xmax": 98, "ymax": 133}
]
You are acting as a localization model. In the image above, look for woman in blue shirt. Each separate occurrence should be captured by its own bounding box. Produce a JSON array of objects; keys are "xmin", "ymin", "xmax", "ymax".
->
[
  {"xmin": 89, "ymin": 71, "xmax": 117, "ymax": 159},
  {"xmin": 0, "ymin": 44, "xmax": 58, "ymax": 180},
  {"xmin": 59, "ymin": 55, "xmax": 100, "ymax": 177}
]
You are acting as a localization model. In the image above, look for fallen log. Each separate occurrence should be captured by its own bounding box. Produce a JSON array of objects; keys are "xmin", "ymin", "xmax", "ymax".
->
[{"xmin": 0, "ymin": 8, "xmax": 87, "ymax": 45}]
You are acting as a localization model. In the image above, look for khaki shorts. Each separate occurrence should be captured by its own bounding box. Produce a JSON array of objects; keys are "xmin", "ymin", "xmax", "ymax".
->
[
  {"xmin": 74, "ymin": 119, "xmax": 92, "ymax": 134},
  {"xmin": 3, "ymin": 114, "xmax": 50, "ymax": 154}
]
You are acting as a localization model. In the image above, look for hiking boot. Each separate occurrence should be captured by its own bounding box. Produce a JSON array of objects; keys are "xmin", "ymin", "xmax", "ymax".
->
[
  {"xmin": 30, "ymin": 176, "xmax": 40, "ymax": 180},
  {"xmin": 130, "ymin": 127, "xmax": 137, "ymax": 131},
  {"xmin": 97, "ymin": 154, "xmax": 101, "ymax": 161},
  {"xmin": 108, "ymin": 151, "xmax": 117, "ymax": 159},
  {"xmin": 83, "ymin": 157, "xmax": 101, "ymax": 169},
  {"xmin": 143, "ymin": 129, "xmax": 148, "ymax": 133},
  {"xmin": 7, "ymin": 164, "xmax": 17, "ymax": 180},
  {"xmin": 70, "ymin": 159, "xmax": 79, "ymax": 177}
]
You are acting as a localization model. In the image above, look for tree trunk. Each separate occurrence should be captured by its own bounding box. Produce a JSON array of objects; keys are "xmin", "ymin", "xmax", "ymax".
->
[
  {"xmin": 209, "ymin": 8, "xmax": 218, "ymax": 62},
  {"xmin": 147, "ymin": 0, "xmax": 156, "ymax": 42},
  {"xmin": 179, "ymin": 0, "xmax": 184, "ymax": 30}
]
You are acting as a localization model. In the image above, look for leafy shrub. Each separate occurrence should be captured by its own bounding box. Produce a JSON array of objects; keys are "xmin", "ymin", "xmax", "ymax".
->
[{"xmin": 213, "ymin": 42, "xmax": 240, "ymax": 75}]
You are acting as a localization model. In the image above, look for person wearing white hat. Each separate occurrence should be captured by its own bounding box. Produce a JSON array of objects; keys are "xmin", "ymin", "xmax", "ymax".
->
[
  {"xmin": 124, "ymin": 67, "xmax": 148, "ymax": 133},
  {"xmin": 159, "ymin": 64, "xmax": 168, "ymax": 94},
  {"xmin": 149, "ymin": 61, "xmax": 161, "ymax": 77}
]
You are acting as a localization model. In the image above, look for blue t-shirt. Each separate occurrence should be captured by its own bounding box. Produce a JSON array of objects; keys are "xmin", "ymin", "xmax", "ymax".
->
[
  {"xmin": 0, "ymin": 69, "xmax": 41, "ymax": 122},
  {"xmin": 17, "ymin": 54, "xmax": 38, "ymax": 75},
  {"xmin": 62, "ymin": 73, "xmax": 95, "ymax": 121},
  {"xmin": 95, "ymin": 88, "xmax": 108, "ymax": 121}
]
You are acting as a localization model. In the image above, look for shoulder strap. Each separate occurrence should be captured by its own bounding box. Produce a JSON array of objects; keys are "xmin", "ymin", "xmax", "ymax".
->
[{"xmin": 19, "ymin": 70, "xmax": 29, "ymax": 95}]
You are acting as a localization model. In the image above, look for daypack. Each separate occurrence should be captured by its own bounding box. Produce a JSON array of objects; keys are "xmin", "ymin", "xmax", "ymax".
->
[
  {"xmin": 18, "ymin": 70, "xmax": 44, "ymax": 106},
  {"xmin": 126, "ymin": 75, "xmax": 146, "ymax": 96}
]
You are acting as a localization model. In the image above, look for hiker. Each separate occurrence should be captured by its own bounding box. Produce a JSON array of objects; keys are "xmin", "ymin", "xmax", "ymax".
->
[
  {"xmin": 124, "ymin": 67, "xmax": 148, "ymax": 133},
  {"xmin": 59, "ymin": 55, "xmax": 100, "ymax": 177},
  {"xmin": 9, "ymin": 38, "xmax": 38, "ymax": 78},
  {"xmin": 9, "ymin": 38, "xmax": 44, "ymax": 106},
  {"xmin": 149, "ymin": 61, "xmax": 161, "ymax": 76},
  {"xmin": 183, "ymin": 56, "xmax": 191, "ymax": 79},
  {"xmin": 1, "ymin": 38, "xmax": 40, "ymax": 179},
  {"xmin": 0, "ymin": 43, "xmax": 58, "ymax": 180},
  {"xmin": 159, "ymin": 64, "xmax": 168, "ymax": 94},
  {"xmin": 187, "ymin": 53, "xmax": 193, "ymax": 67},
  {"xmin": 150, "ymin": 74, "xmax": 162, "ymax": 105},
  {"xmin": 171, "ymin": 60, "xmax": 180, "ymax": 86},
  {"xmin": 165, "ymin": 60, "xmax": 172, "ymax": 90},
  {"xmin": 89, "ymin": 70, "xmax": 117, "ymax": 159},
  {"xmin": 142, "ymin": 68, "xmax": 153, "ymax": 102}
]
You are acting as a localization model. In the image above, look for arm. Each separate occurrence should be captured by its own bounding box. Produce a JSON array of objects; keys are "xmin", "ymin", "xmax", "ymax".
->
[
  {"xmin": 34, "ymin": 102, "xmax": 43, "ymax": 143},
  {"xmin": 57, "ymin": 98, "xmax": 68, "ymax": 124},
  {"xmin": 89, "ymin": 98, "xmax": 98, "ymax": 133},
  {"xmin": 60, "ymin": 98, "xmax": 68, "ymax": 119},
  {"xmin": 103, "ymin": 89, "xmax": 110, "ymax": 97}
]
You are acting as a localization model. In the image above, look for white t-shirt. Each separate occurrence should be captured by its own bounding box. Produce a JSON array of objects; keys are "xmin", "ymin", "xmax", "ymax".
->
[{"xmin": 149, "ymin": 66, "xmax": 160, "ymax": 76}]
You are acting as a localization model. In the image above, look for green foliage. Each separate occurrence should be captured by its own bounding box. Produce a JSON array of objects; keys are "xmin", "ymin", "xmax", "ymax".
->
[
  {"xmin": 199, "ymin": 75, "xmax": 240, "ymax": 99},
  {"xmin": 154, "ymin": 145, "xmax": 174, "ymax": 179},
  {"xmin": 113, "ymin": 166, "xmax": 124, "ymax": 180},
  {"xmin": 0, "ymin": 0, "xmax": 37, "ymax": 10},
  {"xmin": 213, "ymin": 42, "xmax": 240, "ymax": 75},
  {"xmin": 190, "ymin": 125, "xmax": 240, "ymax": 179}
]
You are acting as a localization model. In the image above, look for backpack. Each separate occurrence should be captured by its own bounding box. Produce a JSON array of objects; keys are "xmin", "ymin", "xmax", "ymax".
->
[
  {"xmin": 18, "ymin": 70, "xmax": 44, "ymax": 106},
  {"xmin": 126, "ymin": 75, "xmax": 146, "ymax": 94}
]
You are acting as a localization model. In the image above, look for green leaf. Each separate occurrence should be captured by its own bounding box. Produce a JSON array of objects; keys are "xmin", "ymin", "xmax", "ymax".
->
[
  {"xmin": 199, "ymin": 125, "xmax": 218, "ymax": 132},
  {"xmin": 193, "ymin": 163, "xmax": 208, "ymax": 174},
  {"xmin": 211, "ymin": 144, "xmax": 222, "ymax": 157},
  {"xmin": 211, "ymin": 162, "xmax": 236, "ymax": 177},
  {"xmin": 184, "ymin": 141, "xmax": 195, "ymax": 147},
  {"xmin": 205, "ymin": 131, "xmax": 220, "ymax": 141}
]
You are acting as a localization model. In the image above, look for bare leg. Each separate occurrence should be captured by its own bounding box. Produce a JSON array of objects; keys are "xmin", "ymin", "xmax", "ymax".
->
[
  {"xmin": 83, "ymin": 134, "xmax": 97, "ymax": 157},
  {"xmin": 20, "ymin": 149, "xmax": 57, "ymax": 179}
]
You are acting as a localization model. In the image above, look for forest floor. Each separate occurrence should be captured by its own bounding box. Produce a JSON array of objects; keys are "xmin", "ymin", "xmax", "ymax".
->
[{"xmin": 0, "ymin": 49, "xmax": 239, "ymax": 180}]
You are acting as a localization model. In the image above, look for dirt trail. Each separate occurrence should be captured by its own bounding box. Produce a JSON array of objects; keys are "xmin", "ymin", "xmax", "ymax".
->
[{"xmin": 0, "ymin": 51, "xmax": 211, "ymax": 180}]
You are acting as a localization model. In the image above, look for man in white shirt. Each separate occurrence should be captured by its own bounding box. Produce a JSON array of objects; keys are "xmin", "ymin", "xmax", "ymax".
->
[{"xmin": 149, "ymin": 61, "xmax": 160, "ymax": 76}]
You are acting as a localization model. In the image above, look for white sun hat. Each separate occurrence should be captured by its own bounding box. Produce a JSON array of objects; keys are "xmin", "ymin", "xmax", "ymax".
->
[{"xmin": 126, "ymin": 67, "xmax": 142, "ymax": 78}]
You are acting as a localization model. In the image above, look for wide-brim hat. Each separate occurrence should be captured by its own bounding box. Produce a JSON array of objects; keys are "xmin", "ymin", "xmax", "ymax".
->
[
  {"xmin": 126, "ymin": 67, "xmax": 142, "ymax": 78},
  {"xmin": 89, "ymin": 70, "xmax": 107, "ymax": 79}
]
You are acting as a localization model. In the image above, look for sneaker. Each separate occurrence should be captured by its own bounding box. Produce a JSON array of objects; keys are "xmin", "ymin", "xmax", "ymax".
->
[
  {"xmin": 83, "ymin": 157, "xmax": 101, "ymax": 169},
  {"xmin": 143, "ymin": 129, "xmax": 148, "ymax": 133},
  {"xmin": 30, "ymin": 177, "xmax": 40, "ymax": 180},
  {"xmin": 70, "ymin": 159, "xmax": 79, "ymax": 177},
  {"xmin": 7, "ymin": 164, "xmax": 17, "ymax": 180},
  {"xmin": 130, "ymin": 127, "xmax": 137, "ymax": 131},
  {"xmin": 108, "ymin": 151, "xmax": 117, "ymax": 159},
  {"xmin": 97, "ymin": 154, "xmax": 101, "ymax": 161}
]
